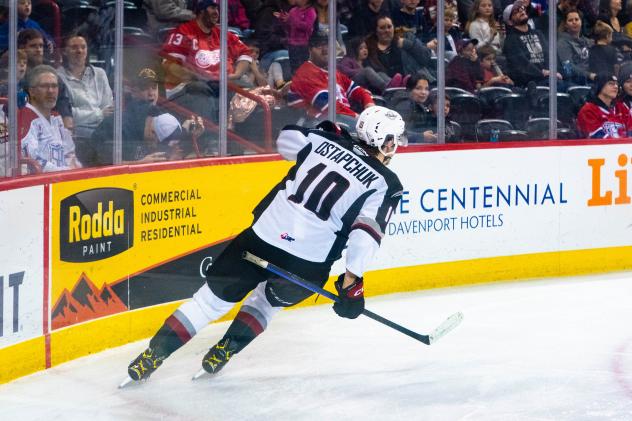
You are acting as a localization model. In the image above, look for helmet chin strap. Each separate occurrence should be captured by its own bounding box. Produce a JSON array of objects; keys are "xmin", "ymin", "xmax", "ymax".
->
[{"xmin": 379, "ymin": 141, "xmax": 398, "ymax": 158}]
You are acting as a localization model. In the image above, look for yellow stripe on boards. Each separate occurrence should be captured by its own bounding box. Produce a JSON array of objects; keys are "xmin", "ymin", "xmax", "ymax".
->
[
  {"xmin": 0, "ymin": 337, "xmax": 46, "ymax": 384},
  {"xmin": 1, "ymin": 245, "xmax": 631, "ymax": 384}
]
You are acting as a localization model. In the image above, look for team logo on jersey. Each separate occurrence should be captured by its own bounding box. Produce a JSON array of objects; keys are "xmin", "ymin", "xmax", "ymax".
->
[
  {"xmin": 353, "ymin": 144, "xmax": 368, "ymax": 156},
  {"xmin": 195, "ymin": 49, "xmax": 220, "ymax": 69},
  {"xmin": 60, "ymin": 188, "xmax": 134, "ymax": 262},
  {"xmin": 603, "ymin": 121, "xmax": 624, "ymax": 138},
  {"xmin": 280, "ymin": 232, "xmax": 295, "ymax": 242}
]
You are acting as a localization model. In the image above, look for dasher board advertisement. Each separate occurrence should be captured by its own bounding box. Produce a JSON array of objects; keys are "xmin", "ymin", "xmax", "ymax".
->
[
  {"xmin": 0, "ymin": 186, "xmax": 44, "ymax": 348},
  {"xmin": 370, "ymin": 143, "xmax": 632, "ymax": 271},
  {"xmin": 50, "ymin": 162, "xmax": 289, "ymax": 330}
]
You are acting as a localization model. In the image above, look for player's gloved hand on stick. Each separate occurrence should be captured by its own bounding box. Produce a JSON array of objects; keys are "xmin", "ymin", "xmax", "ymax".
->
[{"xmin": 333, "ymin": 274, "xmax": 364, "ymax": 319}]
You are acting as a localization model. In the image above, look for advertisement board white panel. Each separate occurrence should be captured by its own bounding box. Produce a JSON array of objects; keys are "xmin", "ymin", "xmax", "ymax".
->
[
  {"xmin": 0, "ymin": 186, "xmax": 44, "ymax": 348},
  {"xmin": 355, "ymin": 144, "xmax": 632, "ymax": 271}
]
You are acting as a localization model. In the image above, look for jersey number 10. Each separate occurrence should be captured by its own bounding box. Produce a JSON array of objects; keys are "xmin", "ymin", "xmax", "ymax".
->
[{"xmin": 288, "ymin": 163, "xmax": 350, "ymax": 221}]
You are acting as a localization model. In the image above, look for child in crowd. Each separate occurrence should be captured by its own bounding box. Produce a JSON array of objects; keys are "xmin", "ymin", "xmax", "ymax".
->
[
  {"xmin": 465, "ymin": 0, "xmax": 501, "ymax": 53},
  {"xmin": 425, "ymin": 91, "xmax": 460, "ymax": 142},
  {"xmin": 478, "ymin": 45, "xmax": 514, "ymax": 87},
  {"xmin": 338, "ymin": 37, "xmax": 404, "ymax": 94},
  {"xmin": 589, "ymin": 21, "xmax": 620, "ymax": 76},
  {"xmin": 238, "ymin": 40, "xmax": 270, "ymax": 88},
  {"xmin": 283, "ymin": 0, "xmax": 317, "ymax": 72},
  {"xmin": 0, "ymin": 49, "xmax": 28, "ymax": 103},
  {"xmin": 446, "ymin": 38, "xmax": 483, "ymax": 93},
  {"xmin": 0, "ymin": 0, "xmax": 55, "ymax": 53}
]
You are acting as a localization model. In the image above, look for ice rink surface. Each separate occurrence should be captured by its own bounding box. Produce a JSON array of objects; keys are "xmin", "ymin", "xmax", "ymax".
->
[{"xmin": 2, "ymin": 271, "xmax": 632, "ymax": 421}]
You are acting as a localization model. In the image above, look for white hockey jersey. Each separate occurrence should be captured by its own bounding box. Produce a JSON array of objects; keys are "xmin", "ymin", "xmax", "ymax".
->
[
  {"xmin": 251, "ymin": 125, "xmax": 403, "ymax": 277},
  {"xmin": 18, "ymin": 103, "xmax": 76, "ymax": 172}
]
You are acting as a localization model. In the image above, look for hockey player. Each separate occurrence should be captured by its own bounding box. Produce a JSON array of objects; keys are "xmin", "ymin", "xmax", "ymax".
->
[{"xmin": 126, "ymin": 106, "xmax": 407, "ymax": 382}]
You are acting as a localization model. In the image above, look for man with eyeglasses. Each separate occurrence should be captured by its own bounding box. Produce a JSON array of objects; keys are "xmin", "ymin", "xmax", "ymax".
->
[
  {"xmin": 502, "ymin": 0, "xmax": 561, "ymax": 88},
  {"xmin": 18, "ymin": 65, "xmax": 80, "ymax": 173}
]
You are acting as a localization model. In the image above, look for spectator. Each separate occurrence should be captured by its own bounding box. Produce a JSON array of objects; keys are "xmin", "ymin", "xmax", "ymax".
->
[
  {"xmin": 401, "ymin": 74, "xmax": 435, "ymax": 142},
  {"xmin": 405, "ymin": 85, "xmax": 459, "ymax": 143},
  {"xmin": 466, "ymin": 0, "xmax": 502, "ymax": 53},
  {"xmin": 0, "ymin": 0, "xmax": 54, "ymax": 54},
  {"xmin": 313, "ymin": 0, "xmax": 346, "ymax": 57},
  {"xmin": 391, "ymin": 0, "xmax": 428, "ymax": 41},
  {"xmin": 253, "ymin": 0, "xmax": 292, "ymax": 72},
  {"xmin": 589, "ymin": 20, "xmax": 621, "ymax": 76},
  {"xmin": 160, "ymin": 0, "xmax": 253, "ymax": 121},
  {"xmin": 0, "ymin": 49, "xmax": 29, "ymax": 103},
  {"xmin": 93, "ymin": 68, "xmax": 203, "ymax": 164},
  {"xmin": 446, "ymin": 38, "xmax": 483, "ymax": 93},
  {"xmin": 556, "ymin": 0, "xmax": 595, "ymax": 36},
  {"xmin": 597, "ymin": 0, "xmax": 627, "ymax": 39},
  {"xmin": 558, "ymin": 10, "xmax": 596, "ymax": 85},
  {"xmin": 424, "ymin": 0, "xmax": 461, "ymax": 33},
  {"xmin": 598, "ymin": 0, "xmax": 632, "ymax": 59},
  {"xmin": 284, "ymin": 0, "xmax": 317, "ymax": 72},
  {"xmin": 502, "ymin": 0, "xmax": 560, "ymax": 87},
  {"xmin": 57, "ymin": 34, "xmax": 113, "ymax": 142},
  {"xmin": 365, "ymin": 15, "xmax": 433, "ymax": 81},
  {"xmin": 425, "ymin": 91, "xmax": 460, "ymax": 142},
  {"xmin": 18, "ymin": 29, "xmax": 74, "ymax": 131},
  {"xmin": 478, "ymin": 45, "xmax": 514, "ymax": 87},
  {"xmin": 425, "ymin": 7, "xmax": 463, "ymax": 60},
  {"xmin": 147, "ymin": 111, "xmax": 201, "ymax": 161},
  {"xmin": 18, "ymin": 65, "xmax": 81, "ymax": 173},
  {"xmin": 228, "ymin": 0, "xmax": 251, "ymax": 30},
  {"xmin": 577, "ymin": 72, "xmax": 631, "ymax": 137},
  {"xmin": 287, "ymin": 32, "xmax": 375, "ymax": 126},
  {"xmin": 143, "ymin": 0, "xmax": 195, "ymax": 37},
  {"xmin": 615, "ymin": 68, "xmax": 632, "ymax": 119},
  {"xmin": 239, "ymin": 39, "xmax": 270, "ymax": 87},
  {"xmin": 339, "ymin": 36, "xmax": 402, "ymax": 94},
  {"xmin": 348, "ymin": 0, "xmax": 391, "ymax": 38}
]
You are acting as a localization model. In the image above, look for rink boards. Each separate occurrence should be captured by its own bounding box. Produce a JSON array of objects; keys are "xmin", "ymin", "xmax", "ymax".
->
[{"xmin": 1, "ymin": 141, "xmax": 631, "ymax": 383}]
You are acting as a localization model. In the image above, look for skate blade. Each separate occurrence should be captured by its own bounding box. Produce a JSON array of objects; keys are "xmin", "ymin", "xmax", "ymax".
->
[
  {"xmin": 192, "ymin": 368, "xmax": 209, "ymax": 381},
  {"xmin": 118, "ymin": 376, "xmax": 135, "ymax": 389}
]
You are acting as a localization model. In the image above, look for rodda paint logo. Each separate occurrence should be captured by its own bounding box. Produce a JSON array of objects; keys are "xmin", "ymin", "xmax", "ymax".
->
[
  {"xmin": 587, "ymin": 154, "xmax": 631, "ymax": 206},
  {"xmin": 60, "ymin": 188, "xmax": 134, "ymax": 262}
]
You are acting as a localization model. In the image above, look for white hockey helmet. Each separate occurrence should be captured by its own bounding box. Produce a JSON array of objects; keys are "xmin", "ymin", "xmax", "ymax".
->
[{"xmin": 355, "ymin": 106, "xmax": 407, "ymax": 157}]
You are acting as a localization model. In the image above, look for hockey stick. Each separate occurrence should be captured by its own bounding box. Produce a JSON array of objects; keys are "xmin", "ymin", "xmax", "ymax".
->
[{"xmin": 242, "ymin": 252, "xmax": 463, "ymax": 345}]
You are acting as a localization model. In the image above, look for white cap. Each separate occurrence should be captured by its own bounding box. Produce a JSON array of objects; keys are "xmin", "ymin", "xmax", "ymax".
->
[{"xmin": 153, "ymin": 113, "xmax": 182, "ymax": 142}]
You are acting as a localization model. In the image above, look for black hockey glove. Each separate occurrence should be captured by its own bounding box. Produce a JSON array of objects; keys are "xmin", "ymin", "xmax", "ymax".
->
[{"xmin": 333, "ymin": 274, "xmax": 365, "ymax": 319}]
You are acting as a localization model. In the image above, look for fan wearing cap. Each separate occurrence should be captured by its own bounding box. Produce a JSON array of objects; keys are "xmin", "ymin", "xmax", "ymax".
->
[
  {"xmin": 446, "ymin": 38, "xmax": 483, "ymax": 93},
  {"xmin": 502, "ymin": 0, "xmax": 561, "ymax": 87},
  {"xmin": 287, "ymin": 31, "xmax": 375, "ymax": 125},
  {"xmin": 160, "ymin": 0, "xmax": 253, "ymax": 97},
  {"xmin": 577, "ymin": 73, "xmax": 632, "ymax": 138}
]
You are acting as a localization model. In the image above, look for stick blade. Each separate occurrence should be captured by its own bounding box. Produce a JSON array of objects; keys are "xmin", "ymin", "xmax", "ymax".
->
[{"xmin": 428, "ymin": 312, "xmax": 463, "ymax": 345}]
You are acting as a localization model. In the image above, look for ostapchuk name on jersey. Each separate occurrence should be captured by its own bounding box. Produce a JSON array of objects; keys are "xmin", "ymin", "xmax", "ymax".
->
[
  {"xmin": 314, "ymin": 141, "xmax": 379, "ymax": 188},
  {"xmin": 60, "ymin": 188, "xmax": 134, "ymax": 262}
]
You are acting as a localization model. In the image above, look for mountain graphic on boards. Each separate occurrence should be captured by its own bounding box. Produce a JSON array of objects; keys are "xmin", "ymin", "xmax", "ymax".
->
[{"xmin": 51, "ymin": 273, "xmax": 127, "ymax": 330}]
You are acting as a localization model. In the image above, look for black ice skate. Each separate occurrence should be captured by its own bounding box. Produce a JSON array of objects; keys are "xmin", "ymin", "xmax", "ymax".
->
[
  {"xmin": 203, "ymin": 337, "xmax": 238, "ymax": 374},
  {"xmin": 192, "ymin": 338, "xmax": 239, "ymax": 380},
  {"xmin": 127, "ymin": 347, "xmax": 166, "ymax": 381}
]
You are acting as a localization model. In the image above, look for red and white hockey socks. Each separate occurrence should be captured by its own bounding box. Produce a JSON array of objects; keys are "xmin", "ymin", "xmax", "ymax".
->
[{"xmin": 150, "ymin": 283, "xmax": 235, "ymax": 357}]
